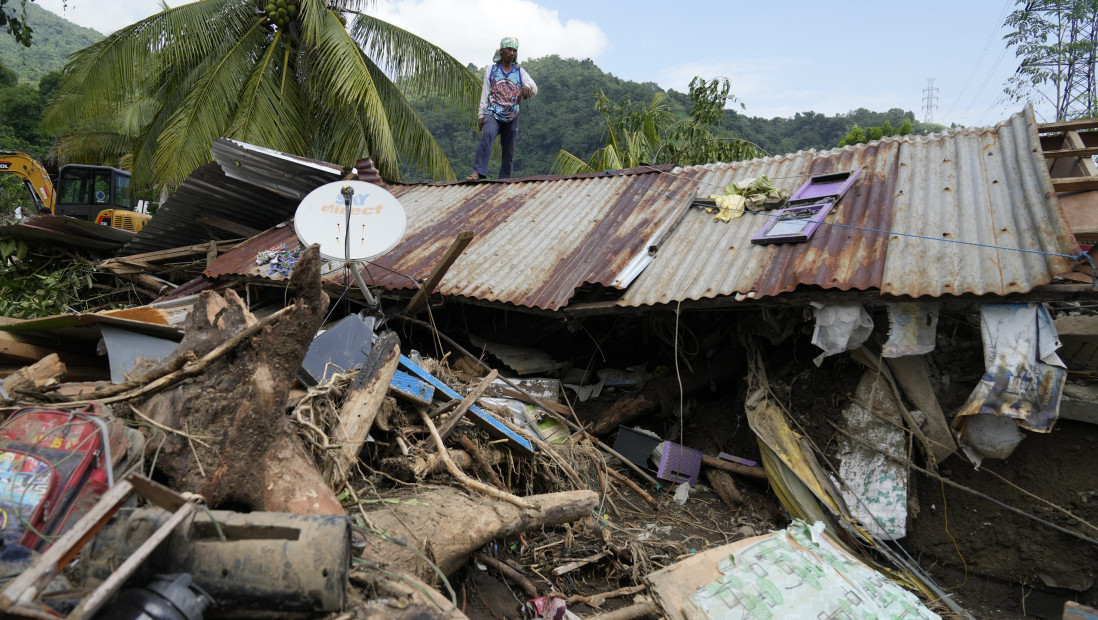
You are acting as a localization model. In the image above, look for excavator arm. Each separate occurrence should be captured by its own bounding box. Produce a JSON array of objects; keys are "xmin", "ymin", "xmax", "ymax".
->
[{"xmin": 0, "ymin": 151, "xmax": 55, "ymax": 214}]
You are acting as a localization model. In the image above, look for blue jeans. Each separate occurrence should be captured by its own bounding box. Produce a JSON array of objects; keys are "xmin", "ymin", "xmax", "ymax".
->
[{"xmin": 473, "ymin": 115, "xmax": 520, "ymax": 178}]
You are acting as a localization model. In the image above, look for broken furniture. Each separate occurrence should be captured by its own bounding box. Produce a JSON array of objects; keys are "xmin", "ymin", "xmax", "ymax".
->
[{"xmin": 0, "ymin": 474, "xmax": 195, "ymax": 619}]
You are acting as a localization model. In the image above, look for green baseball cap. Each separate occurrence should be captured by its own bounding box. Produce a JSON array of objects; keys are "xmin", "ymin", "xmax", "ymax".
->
[{"xmin": 499, "ymin": 36, "xmax": 519, "ymax": 50}]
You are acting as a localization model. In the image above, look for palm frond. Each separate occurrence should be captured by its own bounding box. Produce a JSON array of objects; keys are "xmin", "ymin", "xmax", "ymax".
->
[
  {"xmin": 551, "ymin": 149, "xmax": 595, "ymax": 175},
  {"xmin": 349, "ymin": 14, "xmax": 479, "ymax": 115},
  {"xmin": 360, "ymin": 52, "xmax": 455, "ymax": 180},
  {"xmin": 153, "ymin": 18, "xmax": 271, "ymax": 186}
]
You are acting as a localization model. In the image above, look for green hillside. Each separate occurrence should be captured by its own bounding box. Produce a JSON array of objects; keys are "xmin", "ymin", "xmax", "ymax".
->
[
  {"xmin": 0, "ymin": 1, "xmax": 101, "ymax": 85},
  {"xmin": 406, "ymin": 55, "xmax": 947, "ymax": 181}
]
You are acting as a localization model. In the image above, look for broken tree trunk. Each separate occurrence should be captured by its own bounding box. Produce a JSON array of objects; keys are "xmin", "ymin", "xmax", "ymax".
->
[
  {"xmin": 1, "ymin": 353, "xmax": 65, "ymax": 403},
  {"xmin": 135, "ymin": 245, "xmax": 342, "ymax": 515},
  {"xmin": 323, "ymin": 332, "xmax": 400, "ymax": 490},
  {"xmin": 362, "ymin": 485, "xmax": 598, "ymax": 581},
  {"xmin": 705, "ymin": 469, "xmax": 744, "ymax": 511}
]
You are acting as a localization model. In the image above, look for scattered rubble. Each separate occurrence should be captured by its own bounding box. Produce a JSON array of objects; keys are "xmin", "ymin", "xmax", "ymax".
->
[{"xmin": 2, "ymin": 118, "xmax": 1098, "ymax": 619}]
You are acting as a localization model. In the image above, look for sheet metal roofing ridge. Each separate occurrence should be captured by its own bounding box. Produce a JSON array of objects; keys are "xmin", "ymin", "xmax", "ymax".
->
[{"xmin": 210, "ymin": 138, "xmax": 343, "ymax": 201}]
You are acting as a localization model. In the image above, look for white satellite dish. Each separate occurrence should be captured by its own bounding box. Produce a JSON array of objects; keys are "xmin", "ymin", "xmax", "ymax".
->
[{"xmin": 294, "ymin": 180, "xmax": 407, "ymax": 261}]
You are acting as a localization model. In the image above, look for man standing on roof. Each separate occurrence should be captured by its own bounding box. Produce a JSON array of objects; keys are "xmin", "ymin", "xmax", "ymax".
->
[{"xmin": 466, "ymin": 36, "xmax": 537, "ymax": 181}]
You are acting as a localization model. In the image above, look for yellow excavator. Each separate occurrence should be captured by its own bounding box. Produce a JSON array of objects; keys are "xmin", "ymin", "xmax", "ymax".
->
[{"xmin": 0, "ymin": 151, "xmax": 151, "ymax": 232}]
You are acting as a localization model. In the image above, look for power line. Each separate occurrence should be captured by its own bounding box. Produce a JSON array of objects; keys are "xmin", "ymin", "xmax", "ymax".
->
[{"xmin": 941, "ymin": 0, "xmax": 1014, "ymax": 122}]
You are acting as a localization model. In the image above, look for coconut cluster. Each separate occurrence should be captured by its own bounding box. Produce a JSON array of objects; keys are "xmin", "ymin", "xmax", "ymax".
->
[{"xmin": 263, "ymin": 0, "xmax": 297, "ymax": 28}]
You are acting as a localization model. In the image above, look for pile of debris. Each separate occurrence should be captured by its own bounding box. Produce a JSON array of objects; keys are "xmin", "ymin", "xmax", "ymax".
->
[
  {"xmin": 0, "ymin": 240, "xmax": 1095, "ymax": 619},
  {"xmin": 4, "ymin": 112, "xmax": 1098, "ymax": 618}
]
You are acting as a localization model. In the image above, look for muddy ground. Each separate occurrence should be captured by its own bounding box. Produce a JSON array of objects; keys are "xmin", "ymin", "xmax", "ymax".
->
[{"xmin": 392, "ymin": 304, "xmax": 1098, "ymax": 619}]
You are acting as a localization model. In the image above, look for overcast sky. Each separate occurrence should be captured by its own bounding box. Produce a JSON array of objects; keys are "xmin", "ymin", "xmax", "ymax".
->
[{"xmin": 35, "ymin": 0, "xmax": 1027, "ymax": 128}]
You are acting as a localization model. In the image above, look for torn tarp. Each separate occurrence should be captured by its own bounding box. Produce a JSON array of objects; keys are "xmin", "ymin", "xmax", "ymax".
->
[{"xmin": 956, "ymin": 303, "xmax": 1066, "ymax": 434}]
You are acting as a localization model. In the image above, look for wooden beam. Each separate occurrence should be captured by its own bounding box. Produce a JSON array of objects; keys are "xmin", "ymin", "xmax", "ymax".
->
[
  {"xmin": 403, "ymin": 231, "xmax": 474, "ymax": 315},
  {"xmin": 1044, "ymin": 146, "xmax": 1098, "ymax": 158},
  {"xmin": 1053, "ymin": 177, "xmax": 1098, "ymax": 192},
  {"xmin": 101, "ymin": 240, "xmax": 240, "ymax": 268},
  {"xmin": 1039, "ymin": 118, "xmax": 1098, "ymax": 133}
]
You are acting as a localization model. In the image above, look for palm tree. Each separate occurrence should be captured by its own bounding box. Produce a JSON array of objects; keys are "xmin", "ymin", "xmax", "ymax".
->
[
  {"xmin": 552, "ymin": 90, "xmax": 673, "ymax": 175},
  {"xmin": 42, "ymin": 0, "xmax": 479, "ymax": 188}
]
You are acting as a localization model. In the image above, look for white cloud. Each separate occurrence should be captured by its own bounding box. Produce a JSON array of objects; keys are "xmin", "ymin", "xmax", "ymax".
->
[{"xmin": 370, "ymin": 0, "xmax": 608, "ymax": 67}]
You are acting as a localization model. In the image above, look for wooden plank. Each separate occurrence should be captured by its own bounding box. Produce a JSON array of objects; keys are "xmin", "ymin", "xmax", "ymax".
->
[
  {"xmin": 1058, "ymin": 190, "xmax": 1098, "ymax": 238},
  {"xmin": 100, "ymin": 240, "xmax": 239, "ymax": 268},
  {"xmin": 68, "ymin": 502, "xmax": 196, "ymax": 620},
  {"xmin": 1039, "ymin": 118, "xmax": 1098, "ymax": 133},
  {"xmin": 403, "ymin": 231, "xmax": 474, "ymax": 315},
  {"xmin": 1044, "ymin": 146, "xmax": 1098, "ymax": 158},
  {"xmin": 327, "ymin": 332, "xmax": 401, "ymax": 489},
  {"xmin": 1052, "ymin": 177, "xmax": 1098, "ymax": 192},
  {"xmin": 390, "ymin": 369, "xmax": 434, "ymax": 405},
  {"xmin": 398, "ymin": 355, "xmax": 533, "ymax": 454},
  {"xmin": 0, "ymin": 332, "xmax": 62, "ymax": 363},
  {"xmin": 436, "ymin": 369, "xmax": 498, "ymax": 442}
]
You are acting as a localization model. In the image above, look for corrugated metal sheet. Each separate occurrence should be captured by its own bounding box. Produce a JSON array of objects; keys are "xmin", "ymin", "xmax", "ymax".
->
[
  {"xmin": 196, "ymin": 106, "xmax": 1081, "ymax": 312},
  {"xmin": 1, "ymin": 215, "xmax": 135, "ymax": 252},
  {"xmin": 616, "ymin": 106, "xmax": 1079, "ymax": 307},
  {"xmin": 119, "ymin": 141, "xmax": 344, "ymax": 257}
]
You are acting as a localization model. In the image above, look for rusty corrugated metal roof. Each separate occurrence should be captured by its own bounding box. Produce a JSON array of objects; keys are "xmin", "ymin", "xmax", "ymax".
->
[
  {"xmin": 615, "ymin": 106, "xmax": 1080, "ymax": 307},
  {"xmin": 197, "ymin": 106, "xmax": 1082, "ymax": 312}
]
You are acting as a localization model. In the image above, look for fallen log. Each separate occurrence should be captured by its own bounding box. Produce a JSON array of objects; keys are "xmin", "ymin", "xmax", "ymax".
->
[
  {"xmin": 1, "ymin": 353, "xmax": 65, "ymax": 403},
  {"xmin": 362, "ymin": 485, "xmax": 598, "ymax": 582},
  {"xmin": 705, "ymin": 469, "xmax": 744, "ymax": 511},
  {"xmin": 134, "ymin": 245, "xmax": 342, "ymax": 515}
]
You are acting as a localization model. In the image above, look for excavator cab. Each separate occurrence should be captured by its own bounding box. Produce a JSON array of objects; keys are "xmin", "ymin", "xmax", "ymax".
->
[{"xmin": 54, "ymin": 164, "xmax": 132, "ymax": 220}]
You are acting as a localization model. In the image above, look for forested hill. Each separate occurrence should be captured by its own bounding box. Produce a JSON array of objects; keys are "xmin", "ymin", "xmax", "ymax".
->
[
  {"xmin": 409, "ymin": 55, "xmax": 948, "ymax": 181},
  {"xmin": 1, "ymin": 8, "xmax": 948, "ymax": 182},
  {"xmin": 0, "ymin": 1, "xmax": 100, "ymax": 85}
]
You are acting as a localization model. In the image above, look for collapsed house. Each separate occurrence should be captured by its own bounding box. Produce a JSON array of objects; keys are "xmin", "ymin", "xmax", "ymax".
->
[{"xmin": 0, "ymin": 105, "xmax": 1097, "ymax": 619}]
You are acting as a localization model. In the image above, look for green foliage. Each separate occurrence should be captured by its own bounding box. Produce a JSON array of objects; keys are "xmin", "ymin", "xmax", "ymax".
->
[
  {"xmin": 553, "ymin": 76, "xmax": 761, "ymax": 173},
  {"xmin": 551, "ymin": 89, "xmax": 673, "ymax": 174},
  {"xmin": 0, "ymin": 240, "xmax": 101, "ymax": 318},
  {"xmin": 1004, "ymin": 0, "xmax": 1098, "ymax": 121},
  {"xmin": 0, "ymin": 58, "xmax": 15, "ymax": 87},
  {"xmin": 0, "ymin": 172, "xmax": 35, "ymax": 215},
  {"xmin": 0, "ymin": 2, "xmax": 100, "ymax": 85},
  {"xmin": 0, "ymin": 0, "xmax": 33, "ymax": 47},
  {"xmin": 838, "ymin": 116, "xmax": 914, "ymax": 147},
  {"xmin": 656, "ymin": 77, "xmax": 761, "ymax": 166},
  {"xmin": 43, "ymin": 0, "xmax": 479, "ymax": 188},
  {"xmin": 0, "ymin": 57, "xmax": 56, "ymax": 158}
]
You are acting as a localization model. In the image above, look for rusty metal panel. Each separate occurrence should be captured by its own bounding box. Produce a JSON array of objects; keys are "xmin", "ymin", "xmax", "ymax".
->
[
  {"xmin": 615, "ymin": 106, "xmax": 1081, "ymax": 307},
  {"xmin": 880, "ymin": 108, "xmax": 1078, "ymax": 297},
  {"xmin": 192, "ymin": 106, "xmax": 1081, "ymax": 312},
  {"xmin": 210, "ymin": 139, "xmax": 344, "ymax": 200},
  {"xmin": 362, "ymin": 167, "xmax": 688, "ymax": 310}
]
